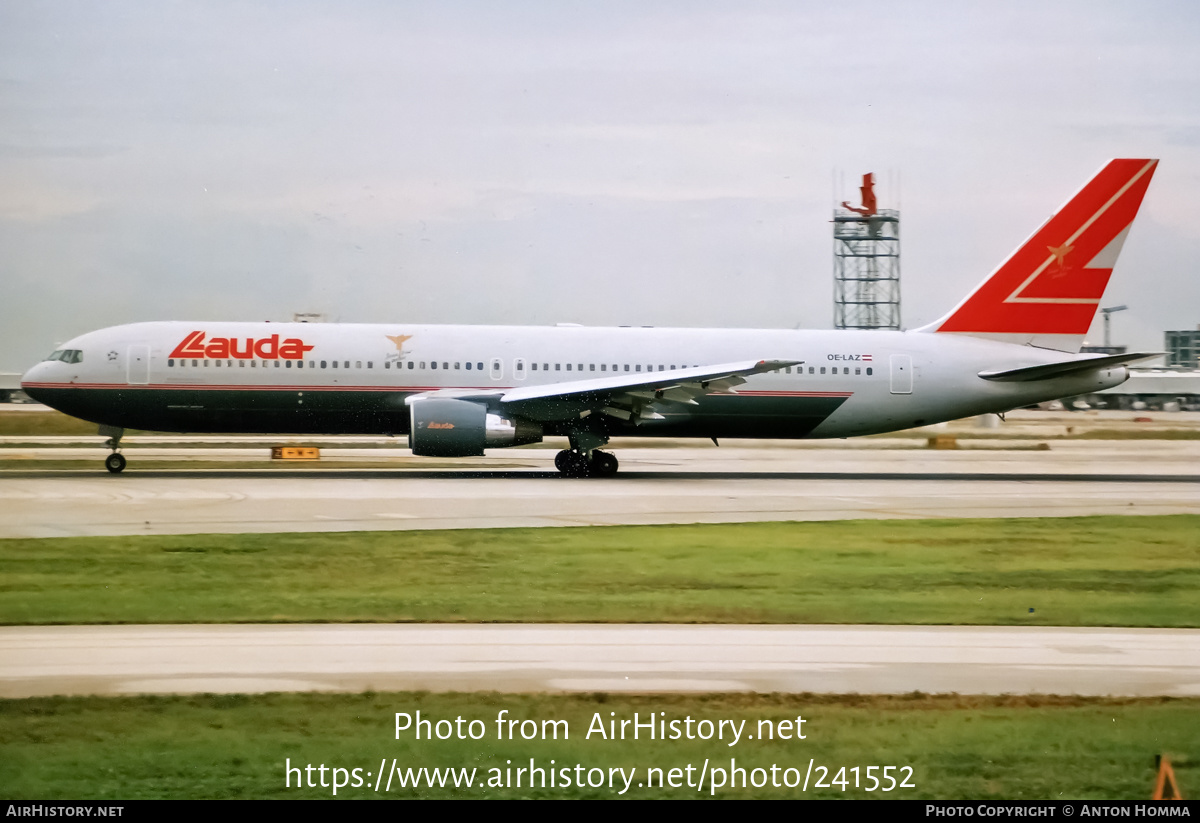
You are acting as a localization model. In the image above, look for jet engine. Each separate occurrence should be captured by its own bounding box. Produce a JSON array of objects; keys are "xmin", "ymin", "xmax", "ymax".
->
[{"xmin": 408, "ymin": 397, "xmax": 542, "ymax": 457}]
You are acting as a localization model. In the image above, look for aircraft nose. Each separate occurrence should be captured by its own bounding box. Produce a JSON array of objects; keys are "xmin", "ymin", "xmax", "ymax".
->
[{"xmin": 20, "ymin": 361, "xmax": 52, "ymax": 403}]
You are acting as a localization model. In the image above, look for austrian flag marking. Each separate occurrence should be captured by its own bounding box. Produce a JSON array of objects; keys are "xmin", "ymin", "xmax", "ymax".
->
[{"xmin": 169, "ymin": 331, "xmax": 315, "ymax": 360}]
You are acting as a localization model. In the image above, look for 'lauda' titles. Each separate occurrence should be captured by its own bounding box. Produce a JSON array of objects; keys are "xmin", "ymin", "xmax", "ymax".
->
[{"xmin": 169, "ymin": 331, "xmax": 315, "ymax": 360}]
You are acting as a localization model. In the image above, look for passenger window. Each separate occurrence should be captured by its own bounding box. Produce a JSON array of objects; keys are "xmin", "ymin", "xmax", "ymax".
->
[
  {"xmin": 285, "ymin": 361, "xmax": 292, "ymax": 368},
  {"xmin": 240, "ymin": 361, "xmax": 246, "ymax": 368},
  {"xmin": 530, "ymin": 363, "xmax": 536, "ymax": 371},
  {"xmin": 855, "ymin": 367, "xmax": 861, "ymax": 375},
  {"xmin": 820, "ymin": 367, "xmax": 826, "ymax": 374},
  {"xmin": 442, "ymin": 362, "xmax": 448, "ymax": 370},
  {"xmin": 321, "ymin": 361, "xmax": 327, "ymax": 368},
  {"xmin": 367, "ymin": 361, "xmax": 373, "ymax": 369},
  {"xmin": 490, "ymin": 358, "xmax": 503, "ymax": 380},
  {"xmin": 555, "ymin": 364, "xmax": 561, "ymax": 371},
  {"xmin": 566, "ymin": 364, "xmax": 572, "ymax": 371},
  {"xmin": 332, "ymin": 361, "xmax": 338, "ymax": 368},
  {"xmin": 589, "ymin": 364, "xmax": 595, "ymax": 372},
  {"xmin": 636, "ymin": 365, "xmax": 641, "ymax": 372},
  {"xmin": 467, "ymin": 362, "xmax": 473, "ymax": 370},
  {"xmin": 297, "ymin": 361, "xmax": 303, "ymax": 369},
  {"xmin": 478, "ymin": 363, "xmax": 484, "ymax": 371},
  {"xmin": 867, "ymin": 367, "xmax": 873, "ymax": 376},
  {"xmin": 407, "ymin": 361, "xmax": 414, "ymax": 370},
  {"xmin": 601, "ymin": 364, "xmax": 606, "ymax": 371},
  {"xmin": 514, "ymin": 359, "xmax": 526, "ymax": 380},
  {"xmin": 624, "ymin": 365, "xmax": 629, "ymax": 372},
  {"xmin": 431, "ymin": 361, "xmax": 438, "ymax": 370},
  {"xmin": 168, "ymin": 359, "xmax": 175, "ymax": 367},
  {"xmin": 454, "ymin": 362, "xmax": 460, "ymax": 370}
]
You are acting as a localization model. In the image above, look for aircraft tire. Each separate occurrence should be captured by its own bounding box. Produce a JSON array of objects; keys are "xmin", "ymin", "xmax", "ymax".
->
[
  {"xmin": 554, "ymin": 449, "xmax": 590, "ymax": 477},
  {"xmin": 105, "ymin": 453, "xmax": 127, "ymax": 474},
  {"xmin": 589, "ymin": 451, "xmax": 619, "ymax": 477}
]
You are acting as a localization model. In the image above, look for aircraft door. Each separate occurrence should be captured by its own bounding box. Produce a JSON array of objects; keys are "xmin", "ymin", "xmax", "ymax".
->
[
  {"xmin": 127, "ymin": 345, "xmax": 150, "ymax": 385},
  {"xmin": 889, "ymin": 354, "xmax": 912, "ymax": 394}
]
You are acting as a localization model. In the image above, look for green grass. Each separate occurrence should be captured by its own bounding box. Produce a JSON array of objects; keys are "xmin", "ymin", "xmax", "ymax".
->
[
  {"xmin": 1069, "ymin": 429, "xmax": 1200, "ymax": 440},
  {"xmin": 3, "ymin": 516, "xmax": 1198, "ymax": 626},
  {"xmin": 0, "ymin": 410, "xmax": 117, "ymax": 436},
  {"xmin": 1, "ymin": 692, "xmax": 1194, "ymax": 799}
]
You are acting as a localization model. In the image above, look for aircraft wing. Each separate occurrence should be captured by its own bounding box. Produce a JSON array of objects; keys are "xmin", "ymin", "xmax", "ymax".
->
[
  {"xmin": 501, "ymin": 359, "xmax": 800, "ymax": 423},
  {"xmin": 406, "ymin": 359, "xmax": 799, "ymax": 424}
]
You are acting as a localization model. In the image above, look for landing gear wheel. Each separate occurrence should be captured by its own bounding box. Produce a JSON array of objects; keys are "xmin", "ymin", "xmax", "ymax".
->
[
  {"xmin": 105, "ymin": 453, "xmax": 127, "ymax": 474},
  {"xmin": 554, "ymin": 449, "xmax": 590, "ymax": 477},
  {"xmin": 589, "ymin": 450, "xmax": 619, "ymax": 477}
]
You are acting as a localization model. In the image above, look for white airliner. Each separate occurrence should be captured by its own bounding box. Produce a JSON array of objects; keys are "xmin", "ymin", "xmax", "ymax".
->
[{"xmin": 22, "ymin": 159, "xmax": 1159, "ymax": 476}]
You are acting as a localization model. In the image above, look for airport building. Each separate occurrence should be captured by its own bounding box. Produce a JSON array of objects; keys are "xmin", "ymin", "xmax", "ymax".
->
[
  {"xmin": 0, "ymin": 373, "xmax": 29, "ymax": 403},
  {"xmin": 1166, "ymin": 328, "xmax": 1200, "ymax": 369}
]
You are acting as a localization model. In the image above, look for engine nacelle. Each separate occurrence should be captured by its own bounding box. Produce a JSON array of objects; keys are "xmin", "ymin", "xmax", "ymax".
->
[{"xmin": 408, "ymin": 398, "xmax": 542, "ymax": 456}]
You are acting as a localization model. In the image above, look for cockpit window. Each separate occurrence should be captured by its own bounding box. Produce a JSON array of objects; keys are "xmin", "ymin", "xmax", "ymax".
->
[{"xmin": 44, "ymin": 349, "xmax": 83, "ymax": 364}]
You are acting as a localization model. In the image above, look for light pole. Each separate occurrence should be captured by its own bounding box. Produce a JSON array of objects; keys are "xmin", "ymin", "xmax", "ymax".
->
[{"xmin": 1101, "ymin": 305, "xmax": 1128, "ymax": 350}]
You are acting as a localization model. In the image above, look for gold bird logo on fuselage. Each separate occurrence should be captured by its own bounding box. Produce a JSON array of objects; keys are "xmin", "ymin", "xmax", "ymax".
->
[{"xmin": 386, "ymin": 334, "xmax": 413, "ymax": 352}]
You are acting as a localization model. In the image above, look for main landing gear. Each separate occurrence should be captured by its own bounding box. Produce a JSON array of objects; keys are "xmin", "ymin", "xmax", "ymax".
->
[
  {"xmin": 100, "ymin": 425, "xmax": 126, "ymax": 473},
  {"xmin": 554, "ymin": 449, "xmax": 619, "ymax": 478}
]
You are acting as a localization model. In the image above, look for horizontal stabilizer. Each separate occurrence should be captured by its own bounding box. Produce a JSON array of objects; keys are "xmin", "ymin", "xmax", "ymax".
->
[{"xmin": 978, "ymin": 352, "xmax": 1162, "ymax": 382}]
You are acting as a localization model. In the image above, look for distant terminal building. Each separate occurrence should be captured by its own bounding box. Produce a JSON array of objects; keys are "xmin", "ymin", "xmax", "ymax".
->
[
  {"xmin": 0, "ymin": 373, "xmax": 30, "ymax": 403},
  {"xmin": 1166, "ymin": 328, "xmax": 1200, "ymax": 368},
  {"xmin": 833, "ymin": 173, "xmax": 900, "ymax": 330},
  {"xmin": 1094, "ymin": 368, "xmax": 1200, "ymax": 411}
]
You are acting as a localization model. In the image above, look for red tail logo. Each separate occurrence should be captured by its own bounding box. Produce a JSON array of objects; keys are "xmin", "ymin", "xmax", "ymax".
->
[
  {"xmin": 936, "ymin": 159, "xmax": 1157, "ymax": 338},
  {"xmin": 170, "ymin": 331, "xmax": 314, "ymax": 360}
]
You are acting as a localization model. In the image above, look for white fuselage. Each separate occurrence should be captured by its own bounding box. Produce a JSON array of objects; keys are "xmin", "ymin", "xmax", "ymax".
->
[{"xmin": 21, "ymin": 321, "xmax": 1128, "ymax": 440}]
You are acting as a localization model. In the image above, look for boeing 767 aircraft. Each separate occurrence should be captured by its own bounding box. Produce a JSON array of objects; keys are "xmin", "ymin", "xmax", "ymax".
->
[{"xmin": 22, "ymin": 159, "xmax": 1159, "ymax": 476}]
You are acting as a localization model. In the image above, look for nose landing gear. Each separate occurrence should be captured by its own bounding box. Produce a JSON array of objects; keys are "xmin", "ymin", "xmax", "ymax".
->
[{"xmin": 100, "ymin": 425, "xmax": 126, "ymax": 473}]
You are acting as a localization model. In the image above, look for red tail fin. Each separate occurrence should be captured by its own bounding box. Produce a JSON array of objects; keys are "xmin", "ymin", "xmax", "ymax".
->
[{"xmin": 928, "ymin": 159, "xmax": 1157, "ymax": 352}]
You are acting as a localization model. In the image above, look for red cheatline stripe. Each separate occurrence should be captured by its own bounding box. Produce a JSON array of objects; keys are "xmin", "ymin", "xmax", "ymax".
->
[
  {"xmin": 22, "ymin": 382, "xmax": 494, "ymax": 392},
  {"xmin": 24, "ymin": 383, "xmax": 857, "ymax": 397},
  {"xmin": 737, "ymin": 391, "xmax": 854, "ymax": 397}
]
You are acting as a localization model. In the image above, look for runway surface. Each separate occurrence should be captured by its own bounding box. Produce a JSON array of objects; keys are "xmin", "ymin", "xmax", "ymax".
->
[
  {"xmin": 2, "ymin": 442, "xmax": 1198, "ymax": 537},
  {"xmin": 3, "ymin": 624, "xmax": 1197, "ymax": 699}
]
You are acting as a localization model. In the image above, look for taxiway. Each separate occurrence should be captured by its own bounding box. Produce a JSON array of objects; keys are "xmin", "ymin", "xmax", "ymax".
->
[
  {"xmin": 1, "ymin": 441, "xmax": 1198, "ymax": 538},
  {"xmin": 2, "ymin": 624, "xmax": 1197, "ymax": 699}
]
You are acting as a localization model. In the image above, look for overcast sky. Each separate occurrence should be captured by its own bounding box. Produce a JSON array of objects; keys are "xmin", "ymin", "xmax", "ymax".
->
[{"xmin": 3, "ymin": 0, "xmax": 1199, "ymax": 371}]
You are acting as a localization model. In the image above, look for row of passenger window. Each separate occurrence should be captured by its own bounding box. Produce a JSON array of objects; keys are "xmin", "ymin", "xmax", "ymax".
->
[
  {"xmin": 168, "ymin": 359, "xmax": 373, "ymax": 369},
  {"xmin": 164, "ymin": 358, "xmax": 874, "ymax": 377},
  {"xmin": 777, "ymin": 366, "xmax": 873, "ymax": 376}
]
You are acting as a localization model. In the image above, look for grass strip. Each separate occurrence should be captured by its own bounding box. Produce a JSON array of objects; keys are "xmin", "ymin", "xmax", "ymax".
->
[
  {"xmin": 2, "ymin": 516, "xmax": 1198, "ymax": 626},
  {"xmin": 1, "ymin": 692, "xmax": 1195, "ymax": 799}
]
